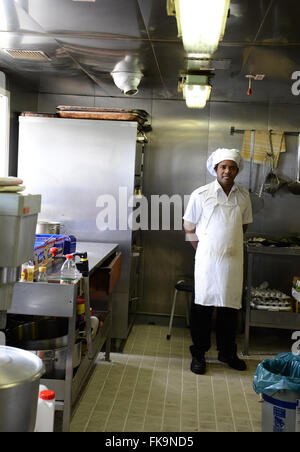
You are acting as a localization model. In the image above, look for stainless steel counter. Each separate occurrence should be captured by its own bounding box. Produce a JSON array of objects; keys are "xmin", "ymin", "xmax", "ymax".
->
[
  {"xmin": 7, "ymin": 241, "xmax": 119, "ymax": 432},
  {"xmin": 8, "ymin": 242, "xmax": 118, "ymax": 317},
  {"xmin": 76, "ymin": 242, "xmax": 118, "ymax": 275}
]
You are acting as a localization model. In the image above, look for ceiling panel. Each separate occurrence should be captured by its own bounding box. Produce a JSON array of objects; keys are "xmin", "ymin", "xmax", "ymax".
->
[
  {"xmin": 0, "ymin": 0, "xmax": 299, "ymax": 103},
  {"xmin": 137, "ymin": 0, "xmax": 181, "ymax": 41},
  {"xmin": 224, "ymin": 0, "xmax": 272, "ymax": 42},
  {"xmin": 55, "ymin": 36, "xmax": 148, "ymax": 73},
  {"xmin": 255, "ymin": 0, "xmax": 300, "ymax": 43},
  {"xmin": 152, "ymin": 41, "xmax": 185, "ymax": 77},
  {"xmin": 23, "ymin": 0, "xmax": 147, "ymax": 37},
  {"xmin": 0, "ymin": 0, "xmax": 44, "ymax": 32}
]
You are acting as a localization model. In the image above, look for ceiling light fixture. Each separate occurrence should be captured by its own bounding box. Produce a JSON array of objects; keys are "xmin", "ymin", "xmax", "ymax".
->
[
  {"xmin": 168, "ymin": 0, "xmax": 230, "ymax": 58},
  {"xmin": 179, "ymin": 74, "xmax": 212, "ymax": 109},
  {"xmin": 111, "ymin": 70, "xmax": 143, "ymax": 96}
]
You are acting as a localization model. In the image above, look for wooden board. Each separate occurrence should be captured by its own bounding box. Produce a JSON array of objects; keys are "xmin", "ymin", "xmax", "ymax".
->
[
  {"xmin": 56, "ymin": 105, "xmax": 149, "ymax": 124},
  {"xmin": 20, "ymin": 112, "xmax": 57, "ymax": 117},
  {"xmin": 57, "ymin": 110, "xmax": 142, "ymax": 122}
]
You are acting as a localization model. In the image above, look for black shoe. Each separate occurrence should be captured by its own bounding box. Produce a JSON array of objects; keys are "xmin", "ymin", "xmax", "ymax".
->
[
  {"xmin": 218, "ymin": 352, "xmax": 247, "ymax": 371},
  {"xmin": 191, "ymin": 356, "xmax": 206, "ymax": 375}
]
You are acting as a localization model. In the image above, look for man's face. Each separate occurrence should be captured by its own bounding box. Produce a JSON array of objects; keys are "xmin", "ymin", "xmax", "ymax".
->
[{"xmin": 215, "ymin": 160, "xmax": 239, "ymax": 187}]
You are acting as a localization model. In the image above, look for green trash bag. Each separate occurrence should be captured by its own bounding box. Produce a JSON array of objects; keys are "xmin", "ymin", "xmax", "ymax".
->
[{"xmin": 253, "ymin": 353, "xmax": 300, "ymax": 395}]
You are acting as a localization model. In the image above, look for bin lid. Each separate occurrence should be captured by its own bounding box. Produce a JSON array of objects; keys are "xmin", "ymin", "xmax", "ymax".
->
[{"xmin": 0, "ymin": 346, "xmax": 44, "ymax": 389}]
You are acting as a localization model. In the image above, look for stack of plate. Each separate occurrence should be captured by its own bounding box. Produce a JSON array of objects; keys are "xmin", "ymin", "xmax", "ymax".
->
[{"xmin": 0, "ymin": 177, "xmax": 25, "ymax": 192}]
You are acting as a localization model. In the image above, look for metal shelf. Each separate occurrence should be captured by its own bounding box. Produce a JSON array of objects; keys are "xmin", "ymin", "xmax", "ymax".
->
[
  {"xmin": 42, "ymin": 311, "xmax": 112, "ymax": 406},
  {"xmin": 244, "ymin": 244, "xmax": 300, "ymax": 355}
]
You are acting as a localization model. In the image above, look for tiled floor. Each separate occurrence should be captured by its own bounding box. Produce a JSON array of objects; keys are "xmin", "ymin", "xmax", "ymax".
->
[{"xmin": 70, "ymin": 323, "xmax": 292, "ymax": 433}]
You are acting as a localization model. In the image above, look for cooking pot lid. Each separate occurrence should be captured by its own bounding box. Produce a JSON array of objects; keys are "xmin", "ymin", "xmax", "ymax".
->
[{"xmin": 0, "ymin": 346, "xmax": 44, "ymax": 388}]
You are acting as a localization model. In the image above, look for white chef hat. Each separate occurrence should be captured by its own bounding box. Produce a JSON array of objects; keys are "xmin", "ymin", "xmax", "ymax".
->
[{"xmin": 206, "ymin": 148, "xmax": 244, "ymax": 176}]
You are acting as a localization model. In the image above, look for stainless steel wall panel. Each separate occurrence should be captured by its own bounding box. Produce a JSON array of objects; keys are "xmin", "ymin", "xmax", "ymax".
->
[
  {"xmin": 37, "ymin": 94, "xmax": 95, "ymax": 113},
  {"xmin": 141, "ymin": 99, "xmax": 209, "ymax": 315},
  {"xmin": 94, "ymin": 96, "xmax": 152, "ymax": 116},
  {"xmin": 141, "ymin": 230, "xmax": 194, "ymax": 316},
  {"xmin": 38, "ymin": 73, "xmax": 96, "ymax": 96},
  {"xmin": 144, "ymin": 99, "xmax": 210, "ymax": 196},
  {"xmin": 35, "ymin": 92, "xmax": 300, "ymax": 320}
]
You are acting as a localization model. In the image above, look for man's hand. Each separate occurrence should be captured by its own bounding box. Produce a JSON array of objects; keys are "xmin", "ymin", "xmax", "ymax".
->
[{"xmin": 184, "ymin": 221, "xmax": 198, "ymax": 250}]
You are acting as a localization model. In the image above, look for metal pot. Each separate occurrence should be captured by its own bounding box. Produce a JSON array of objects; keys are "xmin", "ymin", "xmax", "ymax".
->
[
  {"xmin": 6, "ymin": 318, "xmax": 81, "ymax": 379},
  {"xmin": 36, "ymin": 221, "xmax": 61, "ymax": 234},
  {"xmin": 0, "ymin": 345, "xmax": 44, "ymax": 432},
  {"xmin": 32, "ymin": 342, "xmax": 82, "ymax": 379}
]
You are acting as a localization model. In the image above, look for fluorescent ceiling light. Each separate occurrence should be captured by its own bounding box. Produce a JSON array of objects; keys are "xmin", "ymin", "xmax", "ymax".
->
[
  {"xmin": 183, "ymin": 84, "xmax": 211, "ymax": 108},
  {"xmin": 176, "ymin": 0, "xmax": 230, "ymax": 58},
  {"xmin": 182, "ymin": 74, "xmax": 211, "ymax": 109}
]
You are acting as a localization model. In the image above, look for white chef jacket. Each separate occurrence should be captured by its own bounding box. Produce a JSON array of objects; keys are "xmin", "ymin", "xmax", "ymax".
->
[{"xmin": 183, "ymin": 180, "xmax": 253, "ymax": 309}]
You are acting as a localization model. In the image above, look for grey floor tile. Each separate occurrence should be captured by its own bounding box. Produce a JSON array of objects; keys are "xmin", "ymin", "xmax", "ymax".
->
[{"xmin": 70, "ymin": 324, "xmax": 292, "ymax": 433}]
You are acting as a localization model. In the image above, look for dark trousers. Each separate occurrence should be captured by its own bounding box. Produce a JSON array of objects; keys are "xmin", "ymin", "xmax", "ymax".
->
[{"xmin": 189, "ymin": 302, "xmax": 239, "ymax": 360}]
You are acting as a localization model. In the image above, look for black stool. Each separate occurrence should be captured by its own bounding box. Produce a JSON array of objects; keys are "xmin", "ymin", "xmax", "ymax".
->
[{"xmin": 166, "ymin": 279, "xmax": 194, "ymax": 340}]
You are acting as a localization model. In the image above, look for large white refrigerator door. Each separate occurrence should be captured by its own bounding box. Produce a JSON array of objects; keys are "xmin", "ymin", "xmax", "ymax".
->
[{"xmin": 18, "ymin": 116, "xmax": 138, "ymax": 340}]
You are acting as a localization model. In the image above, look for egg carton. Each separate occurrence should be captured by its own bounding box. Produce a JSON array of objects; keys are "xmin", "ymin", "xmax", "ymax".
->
[
  {"xmin": 250, "ymin": 288, "xmax": 290, "ymax": 299},
  {"xmin": 250, "ymin": 297, "xmax": 293, "ymax": 311}
]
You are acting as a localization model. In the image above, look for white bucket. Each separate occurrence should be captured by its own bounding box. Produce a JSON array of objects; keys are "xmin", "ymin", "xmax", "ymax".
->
[{"xmin": 262, "ymin": 390, "xmax": 300, "ymax": 432}]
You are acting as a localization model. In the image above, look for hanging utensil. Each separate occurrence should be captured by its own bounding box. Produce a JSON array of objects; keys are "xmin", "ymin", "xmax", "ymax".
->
[
  {"xmin": 288, "ymin": 133, "xmax": 300, "ymax": 195},
  {"xmin": 257, "ymin": 155, "xmax": 268, "ymax": 198},
  {"xmin": 248, "ymin": 130, "xmax": 264, "ymax": 213},
  {"xmin": 264, "ymin": 130, "xmax": 287, "ymax": 196}
]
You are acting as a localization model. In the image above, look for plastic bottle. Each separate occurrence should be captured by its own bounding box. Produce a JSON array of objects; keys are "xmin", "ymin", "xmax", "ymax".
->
[
  {"xmin": 37, "ymin": 266, "xmax": 48, "ymax": 282},
  {"xmin": 60, "ymin": 254, "xmax": 76, "ymax": 285},
  {"xmin": 20, "ymin": 263, "xmax": 28, "ymax": 281},
  {"xmin": 27, "ymin": 262, "xmax": 35, "ymax": 282},
  {"xmin": 34, "ymin": 390, "xmax": 55, "ymax": 432}
]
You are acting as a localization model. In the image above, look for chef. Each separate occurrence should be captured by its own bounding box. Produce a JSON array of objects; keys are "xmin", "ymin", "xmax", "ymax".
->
[{"xmin": 183, "ymin": 148, "xmax": 253, "ymax": 375}]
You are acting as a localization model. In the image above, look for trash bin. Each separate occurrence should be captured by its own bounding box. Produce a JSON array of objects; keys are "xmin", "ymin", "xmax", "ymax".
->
[{"xmin": 253, "ymin": 353, "xmax": 300, "ymax": 432}]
